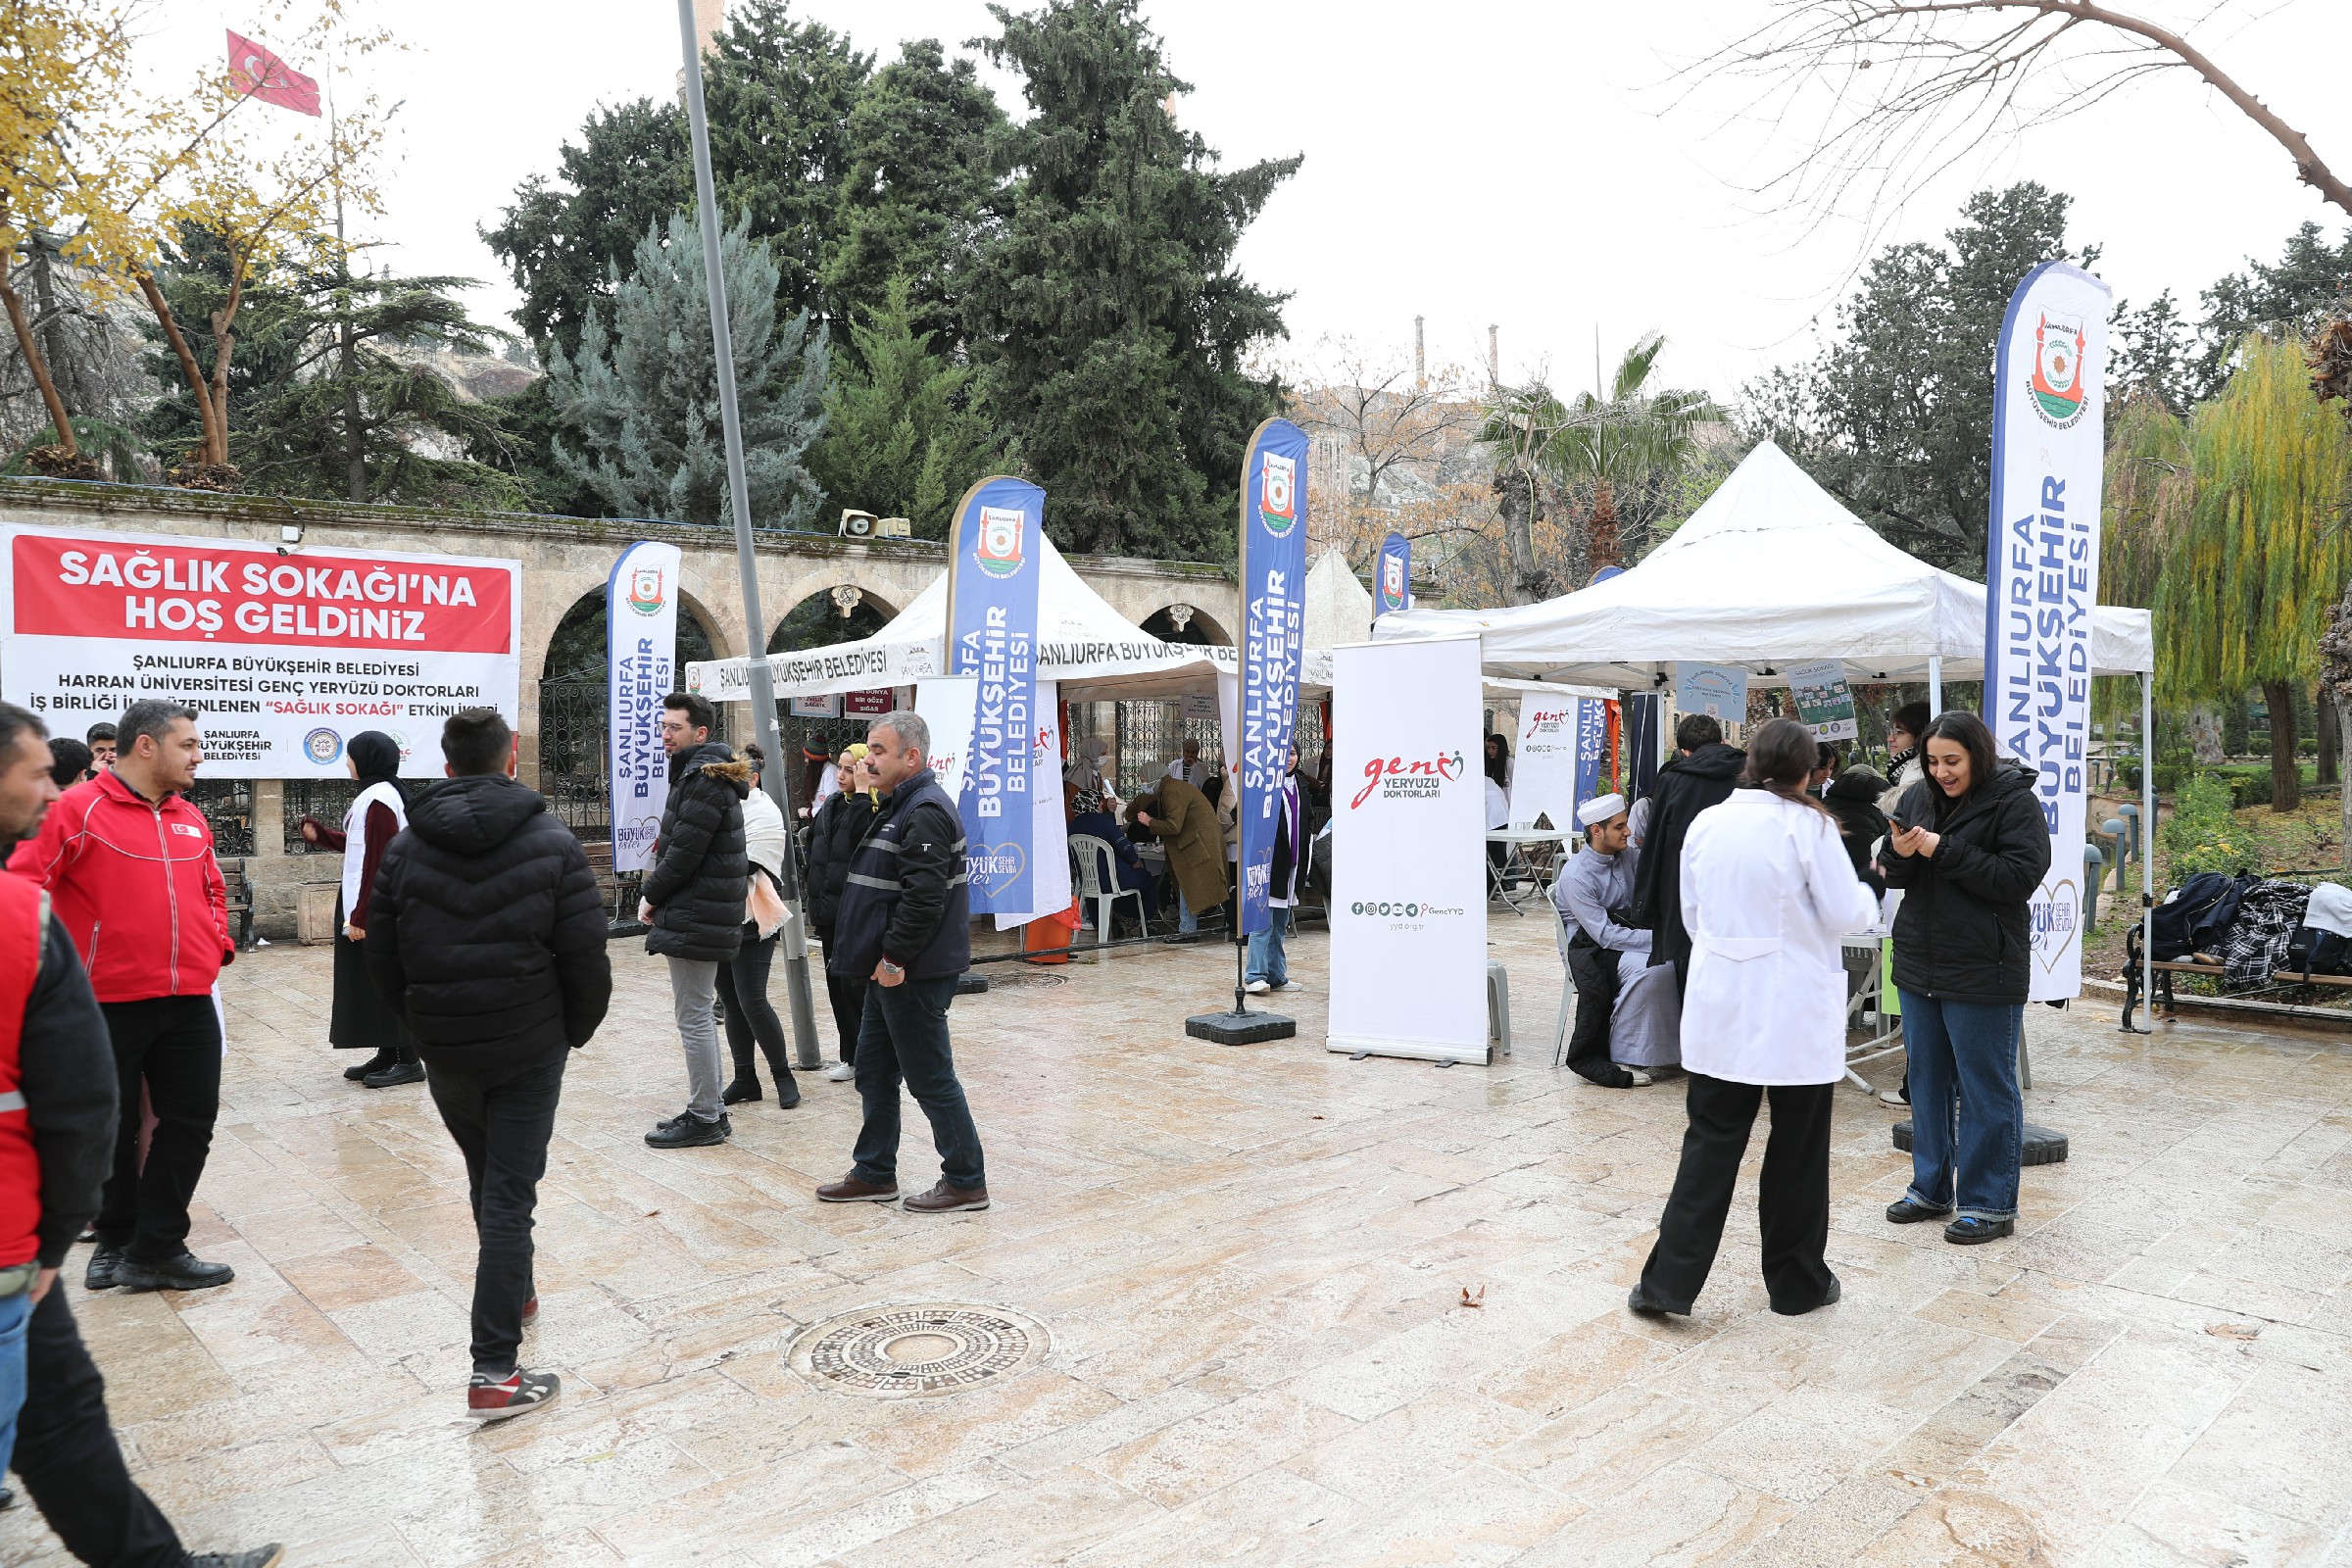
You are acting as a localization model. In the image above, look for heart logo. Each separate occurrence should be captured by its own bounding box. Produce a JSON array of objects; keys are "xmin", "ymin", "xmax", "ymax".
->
[{"xmin": 2035, "ymin": 878, "xmax": 2080, "ymax": 974}]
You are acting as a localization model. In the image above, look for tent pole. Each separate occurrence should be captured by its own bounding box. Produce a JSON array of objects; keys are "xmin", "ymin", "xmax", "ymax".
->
[
  {"xmin": 2135, "ymin": 670, "xmax": 2156, "ymax": 1035},
  {"xmin": 1928, "ymin": 657, "xmax": 1943, "ymax": 718}
]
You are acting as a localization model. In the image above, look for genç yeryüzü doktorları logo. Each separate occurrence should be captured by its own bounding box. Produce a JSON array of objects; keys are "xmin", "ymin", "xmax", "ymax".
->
[{"xmin": 1348, "ymin": 749, "xmax": 1465, "ymax": 809}]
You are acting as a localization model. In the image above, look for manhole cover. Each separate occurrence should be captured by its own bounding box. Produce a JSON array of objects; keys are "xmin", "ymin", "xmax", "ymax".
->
[{"xmin": 788, "ymin": 1302, "xmax": 1049, "ymax": 1398}]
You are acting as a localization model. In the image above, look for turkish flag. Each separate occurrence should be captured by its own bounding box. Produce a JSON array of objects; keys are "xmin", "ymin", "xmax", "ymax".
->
[{"xmin": 225, "ymin": 29, "xmax": 321, "ymax": 117}]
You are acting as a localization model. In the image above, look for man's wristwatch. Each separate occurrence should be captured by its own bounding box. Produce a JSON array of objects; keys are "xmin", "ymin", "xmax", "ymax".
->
[{"xmin": 879, "ymin": 958, "xmax": 905, "ymax": 978}]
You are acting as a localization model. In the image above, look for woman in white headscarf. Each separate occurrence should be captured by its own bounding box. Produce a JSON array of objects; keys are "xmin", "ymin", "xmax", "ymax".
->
[{"xmin": 1063, "ymin": 736, "xmax": 1116, "ymax": 818}]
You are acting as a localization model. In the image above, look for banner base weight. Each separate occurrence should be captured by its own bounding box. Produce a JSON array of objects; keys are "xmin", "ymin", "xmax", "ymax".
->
[
  {"xmin": 955, "ymin": 972, "xmax": 990, "ymax": 996},
  {"xmin": 1186, "ymin": 1010, "xmax": 1296, "ymax": 1046},
  {"xmin": 1893, "ymin": 1119, "xmax": 2069, "ymax": 1165}
]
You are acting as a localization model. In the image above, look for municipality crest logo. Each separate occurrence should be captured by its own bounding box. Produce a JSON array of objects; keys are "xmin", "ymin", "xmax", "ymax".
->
[
  {"xmin": 1379, "ymin": 551, "xmax": 1406, "ymax": 611},
  {"xmin": 2030, "ymin": 314, "xmax": 2089, "ymax": 428},
  {"xmin": 976, "ymin": 505, "xmax": 1025, "ymax": 579},
  {"xmin": 626, "ymin": 564, "xmax": 667, "ymax": 616},
  {"xmin": 1259, "ymin": 452, "xmax": 1298, "ymax": 536}
]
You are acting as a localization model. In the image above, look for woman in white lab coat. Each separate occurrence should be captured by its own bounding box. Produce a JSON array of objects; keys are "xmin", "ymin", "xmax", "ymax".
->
[{"xmin": 1630, "ymin": 717, "xmax": 1880, "ymax": 1319}]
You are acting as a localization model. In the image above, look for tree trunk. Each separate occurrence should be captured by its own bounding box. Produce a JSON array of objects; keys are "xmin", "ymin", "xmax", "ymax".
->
[
  {"xmin": 2340, "ymin": 700, "xmax": 2352, "ymax": 871},
  {"xmin": 137, "ymin": 272, "xmax": 221, "ymax": 465},
  {"xmin": 2318, "ymin": 686, "xmax": 2338, "ymax": 788},
  {"xmin": 1494, "ymin": 465, "xmax": 1545, "ymax": 605},
  {"xmin": 0, "ymin": 257, "xmax": 77, "ymax": 462},
  {"xmin": 1587, "ymin": 478, "xmax": 1621, "ymax": 578},
  {"xmin": 340, "ymin": 307, "xmax": 366, "ymax": 503},
  {"xmin": 2188, "ymin": 704, "xmax": 2225, "ymax": 763},
  {"xmin": 2263, "ymin": 678, "xmax": 2301, "ymax": 812}
]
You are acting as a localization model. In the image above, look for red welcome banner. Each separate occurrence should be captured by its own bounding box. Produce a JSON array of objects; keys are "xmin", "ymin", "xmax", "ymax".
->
[{"xmin": 10, "ymin": 533, "xmax": 514, "ymax": 654}]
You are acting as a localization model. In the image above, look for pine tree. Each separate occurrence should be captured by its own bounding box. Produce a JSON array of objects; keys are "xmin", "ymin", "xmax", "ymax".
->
[
  {"xmin": 544, "ymin": 212, "xmax": 828, "ymax": 529},
  {"xmin": 973, "ymin": 0, "xmax": 1298, "ymax": 560},
  {"xmin": 821, "ymin": 39, "xmax": 1006, "ymax": 361},
  {"xmin": 2157, "ymin": 335, "xmax": 2352, "ymax": 811},
  {"xmin": 808, "ymin": 275, "xmax": 1006, "ymax": 538}
]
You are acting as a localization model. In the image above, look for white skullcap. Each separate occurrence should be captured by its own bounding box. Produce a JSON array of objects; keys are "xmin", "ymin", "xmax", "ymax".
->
[{"xmin": 1577, "ymin": 793, "xmax": 1628, "ymax": 828}]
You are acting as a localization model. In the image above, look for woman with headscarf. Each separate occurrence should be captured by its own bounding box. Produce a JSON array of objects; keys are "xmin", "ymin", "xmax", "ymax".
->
[
  {"xmin": 298, "ymin": 731, "xmax": 420, "ymax": 1087},
  {"xmin": 1063, "ymin": 736, "xmax": 1116, "ymax": 819},
  {"xmin": 1067, "ymin": 742, "xmax": 1157, "ymax": 932}
]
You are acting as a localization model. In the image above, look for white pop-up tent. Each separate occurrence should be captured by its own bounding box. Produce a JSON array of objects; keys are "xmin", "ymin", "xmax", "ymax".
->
[
  {"xmin": 686, "ymin": 530, "xmax": 1237, "ymax": 705},
  {"xmin": 1375, "ymin": 440, "xmax": 2154, "ymax": 685}
]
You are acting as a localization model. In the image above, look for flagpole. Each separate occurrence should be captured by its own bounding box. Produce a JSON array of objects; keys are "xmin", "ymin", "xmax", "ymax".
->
[{"xmin": 674, "ymin": 0, "xmax": 821, "ymax": 1072}]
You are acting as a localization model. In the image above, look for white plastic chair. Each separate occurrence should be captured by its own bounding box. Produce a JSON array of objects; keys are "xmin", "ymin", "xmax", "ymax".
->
[
  {"xmin": 1550, "ymin": 909, "xmax": 1579, "ymax": 1067},
  {"xmin": 1070, "ymin": 834, "xmax": 1146, "ymax": 946}
]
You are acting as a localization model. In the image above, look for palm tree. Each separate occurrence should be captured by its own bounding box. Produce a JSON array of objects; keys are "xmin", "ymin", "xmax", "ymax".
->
[{"xmin": 1548, "ymin": 334, "xmax": 1713, "ymax": 574}]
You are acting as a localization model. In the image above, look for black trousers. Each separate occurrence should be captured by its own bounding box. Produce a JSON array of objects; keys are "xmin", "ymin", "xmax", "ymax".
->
[
  {"xmin": 94, "ymin": 995, "xmax": 221, "ymax": 1264},
  {"xmin": 419, "ymin": 1045, "xmax": 567, "ymax": 1376},
  {"xmin": 1640, "ymin": 1073, "xmax": 1838, "ymax": 1315},
  {"xmin": 14, "ymin": 1285, "xmax": 185, "ymax": 1567},
  {"xmin": 1563, "ymin": 941, "xmax": 1638, "ymax": 1089},
  {"xmin": 851, "ymin": 976, "xmax": 985, "ymax": 1192},
  {"xmin": 814, "ymin": 926, "xmax": 866, "ymax": 1064},
  {"xmin": 717, "ymin": 931, "xmax": 793, "ymax": 1087}
]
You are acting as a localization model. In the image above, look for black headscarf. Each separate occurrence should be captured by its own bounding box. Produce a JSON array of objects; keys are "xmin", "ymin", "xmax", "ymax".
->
[{"xmin": 347, "ymin": 731, "xmax": 404, "ymax": 797}]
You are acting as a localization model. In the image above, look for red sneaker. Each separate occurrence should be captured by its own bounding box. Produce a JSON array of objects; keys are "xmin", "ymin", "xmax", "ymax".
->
[{"xmin": 467, "ymin": 1368, "xmax": 560, "ymax": 1421}]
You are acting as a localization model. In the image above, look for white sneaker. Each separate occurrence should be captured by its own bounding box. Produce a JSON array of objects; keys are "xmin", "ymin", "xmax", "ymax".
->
[
  {"xmin": 826, "ymin": 1062, "xmax": 856, "ymax": 1082},
  {"xmin": 1244, "ymin": 979, "xmax": 1270, "ymax": 995},
  {"xmin": 1627, "ymin": 1070, "xmax": 1655, "ymax": 1087},
  {"xmin": 1878, "ymin": 1089, "xmax": 1907, "ymax": 1107}
]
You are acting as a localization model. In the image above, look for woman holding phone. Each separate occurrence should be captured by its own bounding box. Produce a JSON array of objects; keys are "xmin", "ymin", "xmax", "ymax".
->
[{"xmin": 1881, "ymin": 710, "xmax": 2050, "ymax": 1244}]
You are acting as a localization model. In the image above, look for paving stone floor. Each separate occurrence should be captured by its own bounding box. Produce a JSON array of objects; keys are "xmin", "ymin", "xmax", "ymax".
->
[{"xmin": 7, "ymin": 909, "xmax": 2352, "ymax": 1567}]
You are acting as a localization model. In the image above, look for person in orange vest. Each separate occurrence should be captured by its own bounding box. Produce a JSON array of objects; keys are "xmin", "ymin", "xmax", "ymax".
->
[
  {"xmin": 7, "ymin": 699, "xmax": 238, "ymax": 1295},
  {"xmin": 0, "ymin": 699, "xmax": 281, "ymax": 1565}
]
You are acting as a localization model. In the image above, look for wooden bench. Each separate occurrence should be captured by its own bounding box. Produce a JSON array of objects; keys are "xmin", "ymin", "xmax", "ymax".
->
[
  {"xmin": 219, "ymin": 858, "xmax": 256, "ymax": 952},
  {"xmin": 2121, "ymin": 925, "xmax": 2352, "ymax": 1029}
]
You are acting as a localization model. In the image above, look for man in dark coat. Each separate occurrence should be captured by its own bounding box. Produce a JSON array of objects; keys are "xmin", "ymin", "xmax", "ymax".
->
[
  {"xmin": 803, "ymin": 744, "xmax": 875, "ymax": 1080},
  {"xmin": 1629, "ymin": 712, "xmax": 1747, "ymax": 996},
  {"xmin": 368, "ymin": 707, "xmax": 612, "ymax": 1422},
  {"xmin": 638, "ymin": 692, "xmax": 749, "ymax": 1150},
  {"xmin": 816, "ymin": 710, "xmax": 989, "ymax": 1213}
]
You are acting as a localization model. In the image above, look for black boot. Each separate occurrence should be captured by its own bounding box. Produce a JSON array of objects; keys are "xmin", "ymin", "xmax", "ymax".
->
[
  {"xmin": 721, "ymin": 1076, "xmax": 762, "ymax": 1104},
  {"xmin": 343, "ymin": 1048, "xmax": 396, "ymax": 1082},
  {"xmin": 365, "ymin": 1047, "xmax": 424, "ymax": 1088}
]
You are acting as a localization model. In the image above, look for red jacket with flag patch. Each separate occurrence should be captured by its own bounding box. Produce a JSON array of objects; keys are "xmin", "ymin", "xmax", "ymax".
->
[{"xmin": 6, "ymin": 770, "xmax": 234, "ymax": 1002}]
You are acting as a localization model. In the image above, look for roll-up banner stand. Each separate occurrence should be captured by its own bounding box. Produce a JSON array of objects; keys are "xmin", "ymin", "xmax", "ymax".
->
[
  {"xmin": 1328, "ymin": 634, "xmax": 1488, "ymax": 1063},
  {"xmin": 608, "ymin": 541, "xmax": 682, "ymax": 876}
]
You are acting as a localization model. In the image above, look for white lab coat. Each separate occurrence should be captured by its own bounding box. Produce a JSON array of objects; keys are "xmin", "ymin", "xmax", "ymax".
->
[{"xmin": 1678, "ymin": 789, "xmax": 1879, "ymax": 1086}]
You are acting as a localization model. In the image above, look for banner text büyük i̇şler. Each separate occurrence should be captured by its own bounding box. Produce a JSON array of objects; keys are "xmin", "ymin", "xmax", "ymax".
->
[
  {"xmin": 1983, "ymin": 261, "xmax": 2111, "ymax": 1003},
  {"xmin": 0, "ymin": 525, "xmax": 520, "ymax": 777}
]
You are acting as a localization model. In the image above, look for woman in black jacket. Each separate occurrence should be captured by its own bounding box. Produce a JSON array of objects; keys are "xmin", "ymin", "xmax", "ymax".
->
[
  {"xmin": 803, "ymin": 747, "xmax": 876, "ymax": 1082},
  {"xmin": 1880, "ymin": 710, "xmax": 2050, "ymax": 1245}
]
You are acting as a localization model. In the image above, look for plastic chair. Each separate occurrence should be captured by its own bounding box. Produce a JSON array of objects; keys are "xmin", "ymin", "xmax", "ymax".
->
[
  {"xmin": 1070, "ymin": 834, "xmax": 1145, "ymax": 946},
  {"xmin": 1550, "ymin": 908, "xmax": 1579, "ymax": 1067}
]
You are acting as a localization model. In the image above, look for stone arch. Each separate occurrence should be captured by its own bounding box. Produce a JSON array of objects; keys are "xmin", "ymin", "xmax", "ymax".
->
[
  {"xmin": 768, "ymin": 581, "xmax": 900, "ymax": 654},
  {"xmin": 1141, "ymin": 602, "xmax": 1232, "ymax": 647}
]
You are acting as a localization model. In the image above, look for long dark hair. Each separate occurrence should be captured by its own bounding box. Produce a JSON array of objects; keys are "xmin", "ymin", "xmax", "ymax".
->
[
  {"xmin": 1483, "ymin": 731, "xmax": 1509, "ymax": 787},
  {"xmin": 1920, "ymin": 710, "xmax": 2001, "ymax": 818},
  {"xmin": 1741, "ymin": 717, "xmax": 1834, "ymax": 818}
]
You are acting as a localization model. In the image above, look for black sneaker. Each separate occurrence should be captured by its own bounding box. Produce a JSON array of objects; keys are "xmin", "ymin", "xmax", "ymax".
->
[
  {"xmin": 467, "ymin": 1368, "xmax": 560, "ymax": 1421},
  {"xmin": 113, "ymin": 1251, "xmax": 235, "ymax": 1293},
  {"xmin": 645, "ymin": 1111, "xmax": 730, "ymax": 1149},
  {"xmin": 85, "ymin": 1245, "xmax": 123, "ymax": 1291},
  {"xmin": 363, "ymin": 1057, "xmax": 425, "ymax": 1089},
  {"xmin": 184, "ymin": 1546, "xmax": 285, "ymax": 1568}
]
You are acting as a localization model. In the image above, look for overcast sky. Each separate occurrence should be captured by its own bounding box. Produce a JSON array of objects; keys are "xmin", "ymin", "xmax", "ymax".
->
[{"xmin": 144, "ymin": 1, "xmax": 2352, "ymax": 405}]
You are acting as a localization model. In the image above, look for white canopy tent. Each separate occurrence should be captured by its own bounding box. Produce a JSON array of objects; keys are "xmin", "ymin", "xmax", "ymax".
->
[
  {"xmin": 686, "ymin": 531, "xmax": 1237, "ymax": 705},
  {"xmin": 1374, "ymin": 440, "xmax": 2154, "ymax": 685}
]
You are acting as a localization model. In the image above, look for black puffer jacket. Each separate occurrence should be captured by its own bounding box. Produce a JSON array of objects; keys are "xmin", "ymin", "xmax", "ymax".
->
[
  {"xmin": 368, "ymin": 774, "xmax": 612, "ymax": 1054},
  {"xmin": 1825, "ymin": 764, "xmax": 1891, "ymax": 896},
  {"xmin": 1883, "ymin": 761, "xmax": 2051, "ymax": 1004},
  {"xmin": 803, "ymin": 786, "xmax": 872, "ymax": 931},
  {"xmin": 1630, "ymin": 741, "xmax": 1746, "ymax": 983},
  {"xmin": 643, "ymin": 742, "xmax": 750, "ymax": 962}
]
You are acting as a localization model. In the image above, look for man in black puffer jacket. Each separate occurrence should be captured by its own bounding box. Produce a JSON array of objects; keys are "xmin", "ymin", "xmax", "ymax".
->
[
  {"xmin": 1630, "ymin": 713, "xmax": 1747, "ymax": 996},
  {"xmin": 368, "ymin": 708, "xmax": 611, "ymax": 1421},
  {"xmin": 639, "ymin": 692, "xmax": 749, "ymax": 1150},
  {"xmin": 803, "ymin": 745, "xmax": 875, "ymax": 1079}
]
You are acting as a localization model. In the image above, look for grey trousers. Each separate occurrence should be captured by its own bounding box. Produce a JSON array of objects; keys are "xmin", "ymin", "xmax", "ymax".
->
[{"xmin": 666, "ymin": 956, "xmax": 724, "ymax": 1120}]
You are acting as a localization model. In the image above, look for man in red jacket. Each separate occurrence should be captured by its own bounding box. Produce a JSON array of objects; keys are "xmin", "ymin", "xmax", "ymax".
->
[{"xmin": 7, "ymin": 699, "xmax": 237, "ymax": 1294}]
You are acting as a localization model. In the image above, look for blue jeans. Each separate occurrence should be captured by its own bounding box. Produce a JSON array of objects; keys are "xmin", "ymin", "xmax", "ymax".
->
[
  {"xmin": 1246, "ymin": 906, "xmax": 1292, "ymax": 985},
  {"xmin": 853, "ymin": 975, "xmax": 986, "ymax": 1193},
  {"xmin": 1898, "ymin": 991, "xmax": 2024, "ymax": 1221},
  {"xmin": 0, "ymin": 1286, "xmax": 29, "ymax": 1474}
]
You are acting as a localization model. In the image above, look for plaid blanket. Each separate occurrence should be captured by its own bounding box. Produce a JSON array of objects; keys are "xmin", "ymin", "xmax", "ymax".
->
[{"xmin": 2223, "ymin": 882, "xmax": 2313, "ymax": 989}]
